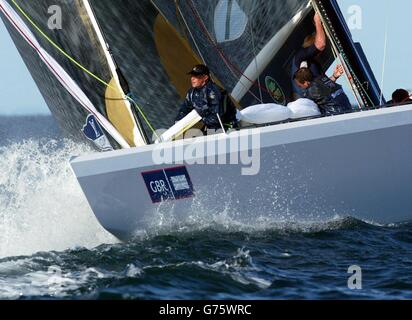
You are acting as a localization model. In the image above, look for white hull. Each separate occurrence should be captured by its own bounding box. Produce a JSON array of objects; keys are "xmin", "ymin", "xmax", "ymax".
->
[{"xmin": 71, "ymin": 106, "xmax": 412, "ymax": 240}]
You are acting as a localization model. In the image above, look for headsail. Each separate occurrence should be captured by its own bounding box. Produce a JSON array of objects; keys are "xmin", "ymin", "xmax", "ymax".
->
[
  {"xmin": 1, "ymin": 0, "xmax": 148, "ymax": 149},
  {"xmin": 0, "ymin": 0, "xmax": 130, "ymax": 150}
]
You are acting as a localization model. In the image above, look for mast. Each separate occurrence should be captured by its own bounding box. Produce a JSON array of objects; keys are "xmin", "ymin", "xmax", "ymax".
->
[
  {"xmin": 313, "ymin": 0, "xmax": 384, "ymax": 109},
  {"xmin": 82, "ymin": 0, "xmax": 150, "ymax": 145}
]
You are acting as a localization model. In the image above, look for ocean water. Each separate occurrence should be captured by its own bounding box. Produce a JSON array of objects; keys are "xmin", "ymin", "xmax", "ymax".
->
[{"xmin": 0, "ymin": 115, "xmax": 411, "ymax": 300}]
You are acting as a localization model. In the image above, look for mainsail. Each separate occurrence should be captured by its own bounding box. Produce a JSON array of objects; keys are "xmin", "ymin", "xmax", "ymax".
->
[
  {"xmin": 152, "ymin": 0, "xmax": 317, "ymax": 106},
  {"xmin": 1, "ymin": 0, "xmax": 377, "ymax": 150}
]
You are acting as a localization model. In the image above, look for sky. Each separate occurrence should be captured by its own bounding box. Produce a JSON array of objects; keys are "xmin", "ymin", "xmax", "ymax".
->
[{"xmin": 0, "ymin": 0, "xmax": 410, "ymax": 115}]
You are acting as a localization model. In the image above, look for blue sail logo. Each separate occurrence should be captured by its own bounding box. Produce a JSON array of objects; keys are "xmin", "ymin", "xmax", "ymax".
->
[{"xmin": 82, "ymin": 114, "xmax": 113, "ymax": 152}]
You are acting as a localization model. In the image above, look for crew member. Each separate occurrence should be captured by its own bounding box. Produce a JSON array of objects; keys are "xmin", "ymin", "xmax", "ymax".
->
[
  {"xmin": 294, "ymin": 64, "xmax": 353, "ymax": 115},
  {"xmin": 291, "ymin": 13, "xmax": 327, "ymax": 99},
  {"xmin": 176, "ymin": 64, "xmax": 237, "ymax": 131}
]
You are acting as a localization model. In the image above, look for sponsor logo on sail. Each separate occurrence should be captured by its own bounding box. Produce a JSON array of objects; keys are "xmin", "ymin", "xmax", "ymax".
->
[
  {"xmin": 265, "ymin": 76, "xmax": 286, "ymax": 105},
  {"xmin": 82, "ymin": 114, "xmax": 113, "ymax": 152},
  {"xmin": 214, "ymin": 0, "xmax": 248, "ymax": 43}
]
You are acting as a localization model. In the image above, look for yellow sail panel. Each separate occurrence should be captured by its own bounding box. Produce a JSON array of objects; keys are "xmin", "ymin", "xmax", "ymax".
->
[
  {"xmin": 154, "ymin": 14, "xmax": 201, "ymax": 99},
  {"xmin": 105, "ymin": 78, "xmax": 145, "ymax": 147}
]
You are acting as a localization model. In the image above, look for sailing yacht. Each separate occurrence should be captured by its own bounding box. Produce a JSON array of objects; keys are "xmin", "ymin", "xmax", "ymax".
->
[{"xmin": 1, "ymin": 0, "xmax": 411, "ymax": 240}]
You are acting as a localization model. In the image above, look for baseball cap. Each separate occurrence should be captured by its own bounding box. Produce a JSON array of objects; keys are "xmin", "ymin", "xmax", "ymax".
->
[{"xmin": 188, "ymin": 64, "xmax": 210, "ymax": 76}]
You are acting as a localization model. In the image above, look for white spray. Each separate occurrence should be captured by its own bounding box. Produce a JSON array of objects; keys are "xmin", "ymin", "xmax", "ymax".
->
[{"xmin": 0, "ymin": 139, "xmax": 117, "ymax": 258}]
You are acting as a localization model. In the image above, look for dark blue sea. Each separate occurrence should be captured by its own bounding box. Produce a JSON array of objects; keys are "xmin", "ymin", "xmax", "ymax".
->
[{"xmin": 0, "ymin": 115, "xmax": 411, "ymax": 300}]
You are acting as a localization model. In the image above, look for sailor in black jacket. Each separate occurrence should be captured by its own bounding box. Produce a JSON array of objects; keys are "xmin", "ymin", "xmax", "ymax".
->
[
  {"xmin": 176, "ymin": 65, "xmax": 223, "ymax": 130},
  {"xmin": 293, "ymin": 65, "xmax": 352, "ymax": 116}
]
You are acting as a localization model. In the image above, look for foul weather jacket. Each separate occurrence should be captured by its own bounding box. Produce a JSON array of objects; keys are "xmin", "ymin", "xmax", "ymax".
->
[{"xmin": 176, "ymin": 81, "xmax": 223, "ymax": 130}]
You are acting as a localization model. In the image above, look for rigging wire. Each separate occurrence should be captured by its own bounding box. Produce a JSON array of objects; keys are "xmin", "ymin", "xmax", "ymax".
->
[
  {"xmin": 380, "ymin": 0, "xmax": 389, "ymax": 106},
  {"xmin": 174, "ymin": 0, "xmax": 207, "ymax": 65},
  {"xmin": 249, "ymin": 18, "xmax": 264, "ymax": 103}
]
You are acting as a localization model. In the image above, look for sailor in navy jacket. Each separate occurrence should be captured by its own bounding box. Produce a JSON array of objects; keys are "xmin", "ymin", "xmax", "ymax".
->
[{"xmin": 176, "ymin": 65, "xmax": 223, "ymax": 130}]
